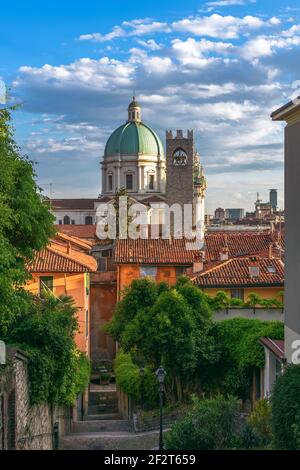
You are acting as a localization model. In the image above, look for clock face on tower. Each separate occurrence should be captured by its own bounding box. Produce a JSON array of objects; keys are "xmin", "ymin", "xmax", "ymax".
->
[{"xmin": 173, "ymin": 148, "xmax": 187, "ymax": 166}]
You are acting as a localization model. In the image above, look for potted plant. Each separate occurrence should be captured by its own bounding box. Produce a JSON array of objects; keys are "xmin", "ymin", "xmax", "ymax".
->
[{"xmin": 100, "ymin": 371, "xmax": 111, "ymax": 385}]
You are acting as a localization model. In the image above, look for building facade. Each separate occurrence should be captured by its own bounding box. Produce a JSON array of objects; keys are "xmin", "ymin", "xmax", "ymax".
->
[{"xmin": 50, "ymin": 97, "xmax": 206, "ymax": 235}]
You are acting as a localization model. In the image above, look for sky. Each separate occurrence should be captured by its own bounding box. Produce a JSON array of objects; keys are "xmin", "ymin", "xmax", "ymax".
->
[{"xmin": 1, "ymin": 0, "xmax": 300, "ymax": 213}]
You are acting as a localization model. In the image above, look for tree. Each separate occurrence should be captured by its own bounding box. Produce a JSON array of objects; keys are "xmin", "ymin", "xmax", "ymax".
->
[
  {"xmin": 0, "ymin": 108, "xmax": 54, "ymax": 334},
  {"xmin": 105, "ymin": 277, "xmax": 218, "ymax": 401},
  {"xmin": 271, "ymin": 365, "xmax": 300, "ymax": 449}
]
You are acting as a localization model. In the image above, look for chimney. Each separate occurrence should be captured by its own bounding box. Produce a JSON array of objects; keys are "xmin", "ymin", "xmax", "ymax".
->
[
  {"xmin": 193, "ymin": 254, "xmax": 203, "ymax": 273},
  {"xmin": 220, "ymin": 247, "xmax": 229, "ymax": 261},
  {"xmin": 269, "ymin": 242, "xmax": 273, "ymax": 258}
]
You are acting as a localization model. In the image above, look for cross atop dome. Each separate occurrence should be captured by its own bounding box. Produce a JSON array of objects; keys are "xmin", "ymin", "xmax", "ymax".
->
[{"xmin": 128, "ymin": 96, "xmax": 141, "ymax": 122}]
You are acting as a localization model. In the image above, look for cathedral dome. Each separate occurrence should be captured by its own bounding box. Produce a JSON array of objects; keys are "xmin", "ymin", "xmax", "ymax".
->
[
  {"xmin": 104, "ymin": 121, "xmax": 164, "ymax": 158},
  {"xmin": 101, "ymin": 97, "xmax": 166, "ymax": 197}
]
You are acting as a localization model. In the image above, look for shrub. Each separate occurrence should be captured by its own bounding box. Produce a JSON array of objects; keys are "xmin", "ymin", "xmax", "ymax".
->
[
  {"xmin": 209, "ymin": 318, "xmax": 284, "ymax": 398},
  {"xmin": 165, "ymin": 395, "xmax": 239, "ymax": 450},
  {"xmin": 272, "ymin": 364, "xmax": 300, "ymax": 449},
  {"xmin": 247, "ymin": 398, "xmax": 273, "ymax": 447},
  {"xmin": 114, "ymin": 351, "xmax": 157, "ymax": 409},
  {"xmin": 5, "ymin": 294, "xmax": 90, "ymax": 405}
]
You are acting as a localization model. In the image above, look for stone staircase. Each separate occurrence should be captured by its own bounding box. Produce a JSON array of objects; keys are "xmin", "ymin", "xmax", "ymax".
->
[{"xmin": 60, "ymin": 384, "xmax": 139, "ymax": 450}]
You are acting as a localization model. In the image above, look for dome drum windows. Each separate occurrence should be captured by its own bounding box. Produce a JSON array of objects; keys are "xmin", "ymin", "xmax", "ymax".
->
[
  {"xmin": 125, "ymin": 173, "xmax": 134, "ymax": 191},
  {"xmin": 108, "ymin": 173, "xmax": 113, "ymax": 192},
  {"xmin": 147, "ymin": 171, "xmax": 156, "ymax": 191}
]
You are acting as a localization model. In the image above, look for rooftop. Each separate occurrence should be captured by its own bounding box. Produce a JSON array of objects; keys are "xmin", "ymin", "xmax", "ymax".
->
[
  {"xmin": 29, "ymin": 235, "xmax": 97, "ymax": 273},
  {"xmin": 114, "ymin": 238, "xmax": 202, "ymax": 265},
  {"xmin": 50, "ymin": 198, "xmax": 99, "ymax": 210},
  {"xmin": 260, "ymin": 337, "xmax": 285, "ymax": 360},
  {"xmin": 194, "ymin": 256, "xmax": 284, "ymax": 288}
]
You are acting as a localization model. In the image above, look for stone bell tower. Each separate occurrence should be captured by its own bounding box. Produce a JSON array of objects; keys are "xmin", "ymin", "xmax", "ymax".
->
[{"xmin": 165, "ymin": 129, "xmax": 206, "ymax": 235}]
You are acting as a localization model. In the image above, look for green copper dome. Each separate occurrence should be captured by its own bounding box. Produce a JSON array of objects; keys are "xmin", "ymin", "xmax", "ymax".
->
[{"xmin": 104, "ymin": 121, "xmax": 165, "ymax": 158}]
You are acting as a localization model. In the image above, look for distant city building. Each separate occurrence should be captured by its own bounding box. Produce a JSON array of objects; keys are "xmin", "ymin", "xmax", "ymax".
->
[
  {"xmin": 269, "ymin": 189, "xmax": 278, "ymax": 211},
  {"xmin": 225, "ymin": 208, "xmax": 245, "ymax": 220},
  {"xmin": 214, "ymin": 207, "xmax": 225, "ymax": 222}
]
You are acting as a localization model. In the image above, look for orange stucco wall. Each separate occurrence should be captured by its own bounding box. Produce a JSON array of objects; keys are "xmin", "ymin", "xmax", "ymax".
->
[
  {"xmin": 90, "ymin": 272, "xmax": 117, "ymax": 364},
  {"xmin": 26, "ymin": 272, "xmax": 90, "ymax": 356},
  {"xmin": 201, "ymin": 286, "xmax": 283, "ymax": 301},
  {"xmin": 118, "ymin": 264, "xmax": 178, "ymax": 298}
]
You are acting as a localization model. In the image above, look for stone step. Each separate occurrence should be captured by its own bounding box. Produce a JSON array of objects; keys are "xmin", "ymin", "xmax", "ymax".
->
[
  {"xmin": 83, "ymin": 412, "xmax": 122, "ymax": 421},
  {"xmin": 88, "ymin": 404, "xmax": 119, "ymax": 415},
  {"xmin": 72, "ymin": 419, "xmax": 131, "ymax": 433}
]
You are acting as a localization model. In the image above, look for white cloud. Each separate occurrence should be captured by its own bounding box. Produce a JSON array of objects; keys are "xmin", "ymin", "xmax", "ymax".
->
[
  {"xmin": 79, "ymin": 20, "xmax": 170, "ymax": 42},
  {"xmin": 172, "ymin": 37, "xmax": 235, "ymax": 65},
  {"xmin": 205, "ymin": 0, "xmax": 256, "ymax": 7},
  {"xmin": 241, "ymin": 32, "xmax": 300, "ymax": 60},
  {"xmin": 172, "ymin": 14, "xmax": 277, "ymax": 39},
  {"xmin": 135, "ymin": 39, "xmax": 162, "ymax": 50},
  {"xmin": 17, "ymin": 57, "xmax": 135, "ymax": 90}
]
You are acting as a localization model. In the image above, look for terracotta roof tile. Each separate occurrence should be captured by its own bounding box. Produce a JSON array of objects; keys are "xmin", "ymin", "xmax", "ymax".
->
[
  {"xmin": 51, "ymin": 198, "xmax": 99, "ymax": 210},
  {"xmin": 54, "ymin": 224, "xmax": 97, "ymax": 241},
  {"xmin": 29, "ymin": 243, "xmax": 97, "ymax": 273},
  {"xmin": 204, "ymin": 232, "xmax": 284, "ymax": 261},
  {"xmin": 114, "ymin": 238, "xmax": 202, "ymax": 264},
  {"xmin": 194, "ymin": 256, "xmax": 284, "ymax": 287},
  {"xmin": 53, "ymin": 232, "xmax": 93, "ymax": 251}
]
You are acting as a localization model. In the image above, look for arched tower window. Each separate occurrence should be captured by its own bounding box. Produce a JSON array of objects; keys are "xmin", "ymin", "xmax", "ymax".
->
[
  {"xmin": 85, "ymin": 216, "xmax": 93, "ymax": 225},
  {"xmin": 63, "ymin": 215, "xmax": 70, "ymax": 225}
]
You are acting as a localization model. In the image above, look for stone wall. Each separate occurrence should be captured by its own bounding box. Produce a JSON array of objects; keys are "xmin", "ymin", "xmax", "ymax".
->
[{"xmin": 0, "ymin": 347, "xmax": 71, "ymax": 450}]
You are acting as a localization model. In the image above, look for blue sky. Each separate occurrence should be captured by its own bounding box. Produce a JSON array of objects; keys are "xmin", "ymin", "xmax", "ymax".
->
[{"xmin": 2, "ymin": 0, "xmax": 300, "ymax": 212}]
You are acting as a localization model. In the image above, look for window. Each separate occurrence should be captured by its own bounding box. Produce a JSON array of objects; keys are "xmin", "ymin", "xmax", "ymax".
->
[
  {"xmin": 85, "ymin": 216, "xmax": 93, "ymax": 225},
  {"xmin": 140, "ymin": 266, "xmax": 157, "ymax": 278},
  {"xmin": 59, "ymin": 220, "xmax": 62, "ymax": 225},
  {"xmin": 40, "ymin": 276, "xmax": 53, "ymax": 298},
  {"xmin": 63, "ymin": 215, "xmax": 70, "ymax": 224},
  {"xmin": 176, "ymin": 266, "xmax": 186, "ymax": 278},
  {"xmin": 108, "ymin": 174, "xmax": 113, "ymax": 191},
  {"xmin": 230, "ymin": 288, "xmax": 244, "ymax": 301},
  {"xmin": 98, "ymin": 258, "xmax": 107, "ymax": 272},
  {"xmin": 71, "ymin": 220, "xmax": 75, "ymax": 225},
  {"xmin": 149, "ymin": 174, "xmax": 155, "ymax": 190},
  {"xmin": 126, "ymin": 174, "xmax": 133, "ymax": 190}
]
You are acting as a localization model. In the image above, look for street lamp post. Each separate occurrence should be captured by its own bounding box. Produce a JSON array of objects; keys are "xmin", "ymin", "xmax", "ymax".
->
[{"xmin": 155, "ymin": 366, "xmax": 166, "ymax": 451}]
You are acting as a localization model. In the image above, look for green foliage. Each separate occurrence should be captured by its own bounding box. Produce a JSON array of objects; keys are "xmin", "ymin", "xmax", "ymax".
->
[
  {"xmin": 0, "ymin": 108, "xmax": 55, "ymax": 334},
  {"xmin": 247, "ymin": 398, "xmax": 273, "ymax": 447},
  {"xmin": 4, "ymin": 294, "xmax": 90, "ymax": 405},
  {"xmin": 104, "ymin": 278, "xmax": 160, "ymax": 341},
  {"xmin": 208, "ymin": 290, "xmax": 283, "ymax": 311},
  {"xmin": 165, "ymin": 395, "xmax": 239, "ymax": 450},
  {"xmin": 208, "ymin": 290, "xmax": 231, "ymax": 310},
  {"xmin": 271, "ymin": 365, "xmax": 300, "ymax": 449},
  {"xmin": 208, "ymin": 318, "xmax": 284, "ymax": 398},
  {"xmin": 106, "ymin": 277, "xmax": 218, "ymax": 402},
  {"xmin": 114, "ymin": 351, "xmax": 157, "ymax": 409}
]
